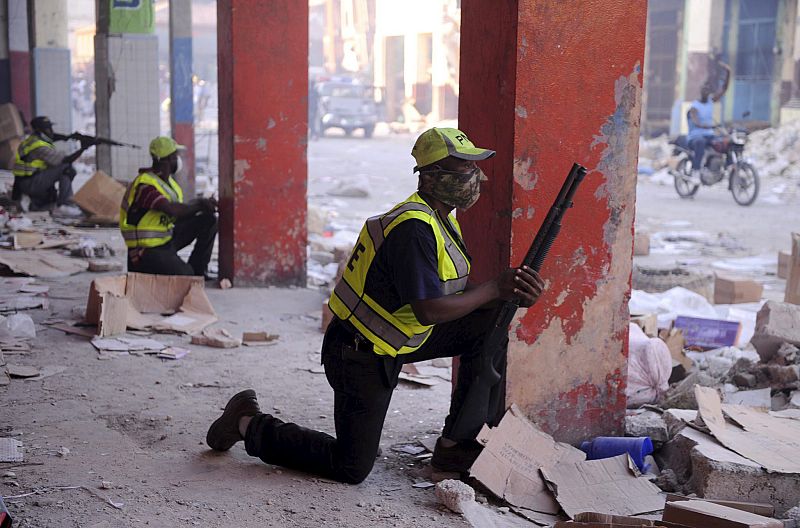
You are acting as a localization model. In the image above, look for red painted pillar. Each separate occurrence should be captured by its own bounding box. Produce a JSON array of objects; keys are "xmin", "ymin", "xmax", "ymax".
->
[
  {"xmin": 459, "ymin": 0, "xmax": 646, "ymax": 444},
  {"xmin": 217, "ymin": 1, "xmax": 308, "ymax": 286}
]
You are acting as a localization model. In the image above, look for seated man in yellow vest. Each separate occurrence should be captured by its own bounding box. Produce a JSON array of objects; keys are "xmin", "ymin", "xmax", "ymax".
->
[
  {"xmin": 12, "ymin": 116, "xmax": 93, "ymax": 216},
  {"xmin": 206, "ymin": 127, "xmax": 544, "ymax": 483},
  {"xmin": 120, "ymin": 136, "xmax": 217, "ymax": 276}
]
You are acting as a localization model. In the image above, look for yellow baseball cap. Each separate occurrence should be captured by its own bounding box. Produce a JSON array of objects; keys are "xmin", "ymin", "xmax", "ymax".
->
[
  {"xmin": 411, "ymin": 127, "xmax": 495, "ymax": 172},
  {"xmin": 149, "ymin": 136, "xmax": 184, "ymax": 159}
]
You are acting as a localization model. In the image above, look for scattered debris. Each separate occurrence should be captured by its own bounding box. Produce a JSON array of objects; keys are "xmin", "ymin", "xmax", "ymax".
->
[
  {"xmin": 0, "ymin": 314, "xmax": 36, "ymax": 338},
  {"xmin": 411, "ymin": 481, "xmax": 435, "ymax": 489},
  {"xmin": 436, "ymin": 479, "xmax": 475, "ymax": 513},
  {"xmin": 627, "ymin": 323, "xmax": 672, "ymax": 407},
  {"xmin": 242, "ymin": 331, "xmax": 279, "ymax": 346},
  {"xmin": 662, "ymin": 499, "xmax": 783, "ymax": 527},
  {"xmin": 86, "ymin": 273, "xmax": 218, "ymax": 337},
  {"xmin": 88, "ymin": 259, "xmax": 123, "ymax": 273},
  {"xmin": 470, "ymin": 404, "xmax": 585, "ymax": 514},
  {"xmin": 91, "ymin": 336, "xmax": 167, "ymax": 353},
  {"xmin": 191, "ymin": 327, "xmax": 241, "ymax": 348},
  {"xmin": 6, "ymin": 365, "xmax": 39, "ymax": 378},
  {"xmin": 391, "ymin": 444, "xmax": 426, "ymax": 455},
  {"xmin": 0, "ymin": 249, "xmax": 87, "ymax": 278},
  {"xmin": 157, "ymin": 347, "xmax": 190, "ymax": 360},
  {"xmin": 540, "ymin": 454, "xmax": 665, "ymax": 518},
  {"xmin": 0, "ymin": 438, "xmax": 23, "ymax": 462}
]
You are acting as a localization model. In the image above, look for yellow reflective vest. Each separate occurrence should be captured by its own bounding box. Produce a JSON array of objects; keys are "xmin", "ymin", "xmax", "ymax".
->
[
  {"xmin": 119, "ymin": 171, "xmax": 184, "ymax": 249},
  {"xmin": 329, "ymin": 192, "xmax": 471, "ymax": 357},
  {"xmin": 12, "ymin": 135, "xmax": 53, "ymax": 177}
]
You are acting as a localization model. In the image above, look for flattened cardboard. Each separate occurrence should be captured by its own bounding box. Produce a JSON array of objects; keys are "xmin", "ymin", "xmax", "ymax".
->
[
  {"xmin": 0, "ymin": 103, "xmax": 24, "ymax": 142},
  {"xmin": 72, "ymin": 171, "xmax": 126, "ymax": 222},
  {"xmin": 662, "ymin": 500, "xmax": 782, "ymax": 528},
  {"xmin": 665, "ymin": 494, "xmax": 774, "ymax": 517},
  {"xmin": 0, "ymin": 249, "xmax": 87, "ymax": 278},
  {"xmin": 469, "ymin": 404, "xmax": 586, "ymax": 514},
  {"xmin": 659, "ymin": 328, "xmax": 691, "ymax": 370},
  {"xmin": 785, "ymin": 233, "xmax": 800, "ymax": 305},
  {"xmin": 540, "ymin": 454, "xmax": 665, "ymax": 519},
  {"xmin": 86, "ymin": 273, "xmax": 217, "ymax": 337},
  {"xmin": 714, "ymin": 275, "xmax": 763, "ymax": 305},
  {"xmin": 695, "ymin": 386, "xmax": 800, "ymax": 473},
  {"xmin": 631, "ymin": 314, "xmax": 657, "ymax": 337}
]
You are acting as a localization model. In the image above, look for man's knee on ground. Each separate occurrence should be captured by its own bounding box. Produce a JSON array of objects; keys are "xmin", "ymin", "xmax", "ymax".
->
[{"xmin": 336, "ymin": 456, "xmax": 376, "ymax": 484}]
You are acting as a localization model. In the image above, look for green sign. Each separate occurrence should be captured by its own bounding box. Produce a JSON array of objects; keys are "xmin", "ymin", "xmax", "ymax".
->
[{"xmin": 109, "ymin": 0, "xmax": 154, "ymax": 34}]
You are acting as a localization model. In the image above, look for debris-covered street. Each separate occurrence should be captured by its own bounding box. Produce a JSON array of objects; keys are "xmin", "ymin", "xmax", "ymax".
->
[
  {"xmin": 2, "ymin": 133, "xmax": 800, "ymax": 526},
  {"xmin": 4, "ymin": 0, "xmax": 800, "ymax": 527}
]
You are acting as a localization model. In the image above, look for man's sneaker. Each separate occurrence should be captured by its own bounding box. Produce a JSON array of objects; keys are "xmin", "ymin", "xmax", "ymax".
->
[
  {"xmin": 430, "ymin": 438, "xmax": 483, "ymax": 476},
  {"xmin": 52, "ymin": 204, "xmax": 83, "ymax": 218},
  {"xmin": 206, "ymin": 389, "xmax": 261, "ymax": 451}
]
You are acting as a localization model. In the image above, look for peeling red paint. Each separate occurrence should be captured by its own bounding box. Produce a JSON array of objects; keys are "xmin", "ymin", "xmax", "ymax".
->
[
  {"xmin": 217, "ymin": 1, "xmax": 308, "ymax": 286},
  {"xmin": 459, "ymin": 0, "xmax": 646, "ymax": 444}
]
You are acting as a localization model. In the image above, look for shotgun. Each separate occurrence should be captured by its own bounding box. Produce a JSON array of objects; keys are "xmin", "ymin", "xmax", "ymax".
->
[{"xmin": 448, "ymin": 162, "xmax": 588, "ymax": 440}]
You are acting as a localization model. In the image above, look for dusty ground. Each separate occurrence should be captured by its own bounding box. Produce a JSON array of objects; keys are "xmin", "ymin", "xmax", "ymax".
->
[{"xmin": 2, "ymin": 132, "xmax": 799, "ymax": 527}]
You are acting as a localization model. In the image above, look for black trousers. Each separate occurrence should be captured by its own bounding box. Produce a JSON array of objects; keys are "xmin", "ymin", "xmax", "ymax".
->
[
  {"xmin": 12, "ymin": 164, "xmax": 74, "ymax": 209},
  {"xmin": 127, "ymin": 211, "xmax": 218, "ymax": 276},
  {"xmin": 244, "ymin": 309, "xmax": 506, "ymax": 484}
]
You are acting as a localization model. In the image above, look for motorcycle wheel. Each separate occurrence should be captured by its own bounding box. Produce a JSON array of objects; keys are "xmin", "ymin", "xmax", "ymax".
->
[
  {"xmin": 674, "ymin": 158, "xmax": 699, "ymax": 198},
  {"xmin": 730, "ymin": 162, "xmax": 759, "ymax": 206}
]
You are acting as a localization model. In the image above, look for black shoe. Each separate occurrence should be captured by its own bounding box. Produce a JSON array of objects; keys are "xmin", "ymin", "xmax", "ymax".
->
[
  {"xmin": 206, "ymin": 389, "xmax": 261, "ymax": 451},
  {"xmin": 430, "ymin": 438, "xmax": 483, "ymax": 475}
]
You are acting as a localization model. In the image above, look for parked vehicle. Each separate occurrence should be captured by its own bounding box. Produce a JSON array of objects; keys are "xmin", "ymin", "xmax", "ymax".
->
[
  {"xmin": 315, "ymin": 78, "xmax": 378, "ymax": 138},
  {"xmin": 668, "ymin": 121, "xmax": 759, "ymax": 206}
]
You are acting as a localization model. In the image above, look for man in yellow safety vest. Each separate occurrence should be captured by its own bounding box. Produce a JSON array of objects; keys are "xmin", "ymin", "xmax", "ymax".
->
[
  {"xmin": 12, "ymin": 116, "xmax": 93, "ymax": 216},
  {"xmin": 206, "ymin": 127, "xmax": 545, "ymax": 483},
  {"xmin": 119, "ymin": 136, "xmax": 217, "ymax": 276}
]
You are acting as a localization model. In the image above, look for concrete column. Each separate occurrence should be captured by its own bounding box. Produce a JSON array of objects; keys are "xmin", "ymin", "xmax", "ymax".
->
[
  {"xmin": 0, "ymin": 0, "xmax": 10, "ymax": 104},
  {"xmin": 95, "ymin": 0, "xmax": 159, "ymax": 180},
  {"xmin": 8, "ymin": 0, "xmax": 31, "ymax": 120},
  {"xmin": 459, "ymin": 0, "xmax": 646, "ymax": 444},
  {"xmin": 217, "ymin": 1, "xmax": 308, "ymax": 286},
  {"xmin": 169, "ymin": 0, "xmax": 195, "ymax": 197},
  {"xmin": 30, "ymin": 0, "xmax": 71, "ymax": 132}
]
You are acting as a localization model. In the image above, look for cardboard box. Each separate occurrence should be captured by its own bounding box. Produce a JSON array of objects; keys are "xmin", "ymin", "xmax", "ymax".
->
[
  {"xmin": 662, "ymin": 500, "xmax": 782, "ymax": 527},
  {"xmin": 73, "ymin": 170, "xmax": 127, "ymax": 223},
  {"xmin": 0, "ymin": 103, "xmax": 24, "ymax": 143},
  {"xmin": 633, "ymin": 232, "xmax": 650, "ymax": 256},
  {"xmin": 785, "ymin": 233, "xmax": 800, "ymax": 305},
  {"xmin": 778, "ymin": 251, "xmax": 791, "ymax": 280},
  {"xmin": 0, "ymin": 136, "xmax": 20, "ymax": 170},
  {"xmin": 86, "ymin": 273, "xmax": 217, "ymax": 337},
  {"xmin": 714, "ymin": 274, "xmax": 763, "ymax": 304}
]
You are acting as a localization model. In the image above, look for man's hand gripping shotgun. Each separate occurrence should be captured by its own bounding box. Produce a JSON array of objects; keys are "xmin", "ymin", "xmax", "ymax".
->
[{"xmin": 448, "ymin": 162, "xmax": 588, "ymax": 441}]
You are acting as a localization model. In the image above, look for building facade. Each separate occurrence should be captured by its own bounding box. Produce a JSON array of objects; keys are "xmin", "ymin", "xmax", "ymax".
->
[{"xmin": 643, "ymin": 0, "xmax": 800, "ymax": 136}]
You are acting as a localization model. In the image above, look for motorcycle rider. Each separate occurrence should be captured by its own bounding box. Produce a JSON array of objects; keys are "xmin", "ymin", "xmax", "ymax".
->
[{"xmin": 686, "ymin": 61, "xmax": 731, "ymax": 184}]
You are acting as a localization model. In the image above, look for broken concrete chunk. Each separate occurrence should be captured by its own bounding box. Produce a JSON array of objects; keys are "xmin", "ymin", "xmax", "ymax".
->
[
  {"xmin": 723, "ymin": 388, "xmax": 771, "ymax": 409},
  {"xmin": 435, "ymin": 479, "xmax": 475, "ymax": 514},
  {"xmin": 661, "ymin": 371, "xmax": 720, "ymax": 409},
  {"xmin": 751, "ymin": 301, "xmax": 800, "ymax": 362},
  {"xmin": 190, "ymin": 327, "xmax": 241, "ymax": 349},
  {"xmin": 624, "ymin": 410, "xmax": 668, "ymax": 445}
]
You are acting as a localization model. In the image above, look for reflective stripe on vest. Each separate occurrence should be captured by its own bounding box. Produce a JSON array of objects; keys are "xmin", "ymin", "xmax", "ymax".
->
[
  {"xmin": 119, "ymin": 172, "xmax": 183, "ymax": 249},
  {"xmin": 329, "ymin": 193, "xmax": 471, "ymax": 356},
  {"xmin": 12, "ymin": 136, "xmax": 53, "ymax": 177}
]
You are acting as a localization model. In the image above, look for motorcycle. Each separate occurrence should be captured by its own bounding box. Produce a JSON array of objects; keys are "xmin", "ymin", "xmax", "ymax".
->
[{"xmin": 668, "ymin": 122, "xmax": 760, "ymax": 206}]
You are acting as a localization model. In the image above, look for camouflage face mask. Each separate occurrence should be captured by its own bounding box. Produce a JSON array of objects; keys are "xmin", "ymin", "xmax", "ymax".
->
[{"xmin": 422, "ymin": 166, "xmax": 487, "ymax": 210}]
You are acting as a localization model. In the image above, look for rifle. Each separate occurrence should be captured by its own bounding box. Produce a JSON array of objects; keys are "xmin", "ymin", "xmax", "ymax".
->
[
  {"xmin": 448, "ymin": 162, "xmax": 588, "ymax": 441},
  {"xmin": 53, "ymin": 132, "xmax": 141, "ymax": 149}
]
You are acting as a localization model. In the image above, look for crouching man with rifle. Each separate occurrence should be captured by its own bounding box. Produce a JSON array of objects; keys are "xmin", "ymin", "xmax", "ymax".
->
[{"xmin": 206, "ymin": 128, "xmax": 583, "ymax": 483}]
